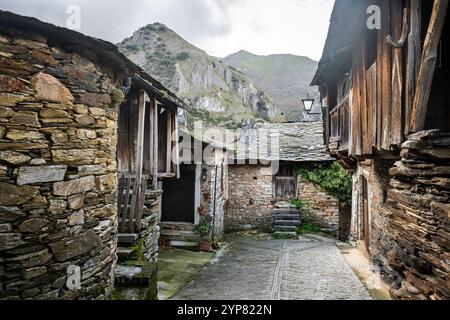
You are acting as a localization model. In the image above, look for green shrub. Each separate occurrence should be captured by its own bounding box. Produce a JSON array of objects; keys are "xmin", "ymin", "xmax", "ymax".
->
[{"xmin": 296, "ymin": 161, "xmax": 352, "ymax": 206}]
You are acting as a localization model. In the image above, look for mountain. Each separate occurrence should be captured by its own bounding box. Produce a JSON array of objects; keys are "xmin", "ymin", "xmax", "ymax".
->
[
  {"xmin": 223, "ymin": 51, "xmax": 322, "ymax": 122},
  {"xmin": 118, "ymin": 23, "xmax": 283, "ymax": 129}
]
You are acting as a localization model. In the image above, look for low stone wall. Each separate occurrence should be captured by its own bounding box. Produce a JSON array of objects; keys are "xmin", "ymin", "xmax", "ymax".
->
[
  {"xmin": 297, "ymin": 179, "xmax": 340, "ymax": 236},
  {"xmin": 0, "ymin": 31, "xmax": 122, "ymax": 299},
  {"xmin": 354, "ymin": 131, "xmax": 450, "ymax": 300},
  {"xmin": 225, "ymin": 165, "xmax": 274, "ymax": 231}
]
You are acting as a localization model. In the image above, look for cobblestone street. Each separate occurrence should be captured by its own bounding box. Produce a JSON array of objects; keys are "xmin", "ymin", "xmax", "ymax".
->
[{"xmin": 173, "ymin": 235, "xmax": 372, "ymax": 300}]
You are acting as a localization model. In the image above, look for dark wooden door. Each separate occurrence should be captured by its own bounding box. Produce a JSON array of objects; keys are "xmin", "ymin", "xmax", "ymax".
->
[
  {"xmin": 273, "ymin": 162, "xmax": 297, "ymax": 200},
  {"xmin": 162, "ymin": 164, "xmax": 195, "ymax": 223},
  {"xmin": 274, "ymin": 177, "xmax": 297, "ymax": 200},
  {"xmin": 362, "ymin": 176, "xmax": 370, "ymax": 252}
]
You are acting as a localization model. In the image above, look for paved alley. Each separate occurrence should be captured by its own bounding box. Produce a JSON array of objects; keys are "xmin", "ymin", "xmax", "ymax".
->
[{"xmin": 172, "ymin": 235, "xmax": 373, "ymax": 300}]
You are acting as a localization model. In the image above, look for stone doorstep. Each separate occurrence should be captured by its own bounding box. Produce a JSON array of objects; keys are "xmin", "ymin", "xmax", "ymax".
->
[
  {"xmin": 117, "ymin": 233, "xmax": 138, "ymax": 246},
  {"xmin": 274, "ymin": 220, "xmax": 301, "ymax": 227},
  {"xmin": 117, "ymin": 247, "xmax": 134, "ymax": 261},
  {"xmin": 169, "ymin": 241, "xmax": 200, "ymax": 251},
  {"xmin": 273, "ymin": 208, "xmax": 299, "ymax": 215},
  {"xmin": 159, "ymin": 222, "xmax": 196, "ymax": 231},
  {"xmin": 274, "ymin": 226, "xmax": 298, "ymax": 233}
]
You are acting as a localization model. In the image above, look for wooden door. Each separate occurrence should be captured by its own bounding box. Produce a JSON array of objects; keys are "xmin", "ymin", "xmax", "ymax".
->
[
  {"xmin": 162, "ymin": 164, "xmax": 195, "ymax": 223},
  {"xmin": 362, "ymin": 176, "xmax": 370, "ymax": 252},
  {"xmin": 273, "ymin": 163, "xmax": 297, "ymax": 200}
]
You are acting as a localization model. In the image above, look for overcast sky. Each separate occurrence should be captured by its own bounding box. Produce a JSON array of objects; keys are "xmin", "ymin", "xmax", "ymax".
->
[{"xmin": 0, "ymin": 0, "xmax": 334, "ymax": 60}]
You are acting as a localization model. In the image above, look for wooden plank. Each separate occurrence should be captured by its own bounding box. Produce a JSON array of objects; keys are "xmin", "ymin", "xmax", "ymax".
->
[
  {"xmin": 360, "ymin": 43, "xmax": 371, "ymax": 156},
  {"xmin": 135, "ymin": 177, "xmax": 148, "ymax": 232},
  {"xmin": 405, "ymin": 0, "xmax": 422, "ymax": 135},
  {"xmin": 351, "ymin": 57, "xmax": 361, "ymax": 156},
  {"xmin": 166, "ymin": 109, "xmax": 172, "ymax": 174},
  {"xmin": 135, "ymin": 90, "xmax": 147, "ymax": 184},
  {"xmin": 380, "ymin": 0, "xmax": 392, "ymax": 150},
  {"xmin": 128, "ymin": 177, "xmax": 139, "ymax": 232},
  {"xmin": 410, "ymin": 0, "xmax": 448, "ymax": 132},
  {"xmin": 121, "ymin": 176, "xmax": 132, "ymax": 233},
  {"xmin": 390, "ymin": 0, "xmax": 405, "ymax": 146}
]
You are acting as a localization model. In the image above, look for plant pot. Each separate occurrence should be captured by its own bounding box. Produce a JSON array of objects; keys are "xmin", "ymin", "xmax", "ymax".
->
[{"xmin": 199, "ymin": 240, "xmax": 212, "ymax": 252}]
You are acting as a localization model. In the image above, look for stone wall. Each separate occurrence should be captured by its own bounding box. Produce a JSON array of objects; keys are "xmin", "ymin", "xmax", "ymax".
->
[
  {"xmin": 226, "ymin": 164, "xmax": 343, "ymax": 234},
  {"xmin": 225, "ymin": 164, "xmax": 276, "ymax": 231},
  {"xmin": 297, "ymin": 179, "xmax": 341, "ymax": 236},
  {"xmin": 352, "ymin": 130, "xmax": 450, "ymax": 300},
  {"xmin": 0, "ymin": 31, "xmax": 123, "ymax": 299}
]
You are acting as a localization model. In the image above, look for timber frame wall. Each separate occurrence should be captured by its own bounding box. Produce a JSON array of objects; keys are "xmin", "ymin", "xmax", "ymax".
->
[
  {"xmin": 313, "ymin": 0, "xmax": 449, "ymax": 299},
  {"xmin": 117, "ymin": 85, "xmax": 180, "ymax": 233}
]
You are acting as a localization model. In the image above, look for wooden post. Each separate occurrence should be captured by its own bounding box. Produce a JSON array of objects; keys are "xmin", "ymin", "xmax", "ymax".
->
[
  {"xmin": 410, "ymin": 0, "xmax": 448, "ymax": 133},
  {"xmin": 135, "ymin": 90, "xmax": 147, "ymax": 185},
  {"xmin": 405, "ymin": 0, "xmax": 421, "ymax": 135},
  {"xmin": 149, "ymin": 96, "xmax": 154, "ymax": 183},
  {"xmin": 390, "ymin": 1, "xmax": 405, "ymax": 146},
  {"xmin": 166, "ymin": 109, "xmax": 172, "ymax": 174},
  {"xmin": 153, "ymin": 97, "xmax": 159, "ymax": 189},
  {"xmin": 131, "ymin": 90, "xmax": 147, "ymax": 230},
  {"xmin": 172, "ymin": 109, "xmax": 180, "ymax": 179}
]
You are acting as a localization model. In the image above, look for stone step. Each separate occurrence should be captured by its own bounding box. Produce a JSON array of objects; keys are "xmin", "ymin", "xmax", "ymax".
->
[
  {"xmin": 159, "ymin": 222, "xmax": 196, "ymax": 232},
  {"xmin": 160, "ymin": 229, "xmax": 201, "ymax": 242},
  {"xmin": 170, "ymin": 240, "xmax": 199, "ymax": 251},
  {"xmin": 118, "ymin": 233, "xmax": 139, "ymax": 245},
  {"xmin": 273, "ymin": 213, "xmax": 300, "ymax": 220},
  {"xmin": 275, "ymin": 226, "xmax": 298, "ymax": 232},
  {"xmin": 274, "ymin": 220, "xmax": 301, "ymax": 227},
  {"xmin": 117, "ymin": 247, "xmax": 134, "ymax": 261},
  {"xmin": 274, "ymin": 231, "xmax": 298, "ymax": 239},
  {"xmin": 273, "ymin": 209, "xmax": 299, "ymax": 215}
]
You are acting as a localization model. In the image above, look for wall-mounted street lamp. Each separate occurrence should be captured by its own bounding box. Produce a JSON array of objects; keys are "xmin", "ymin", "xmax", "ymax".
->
[{"xmin": 302, "ymin": 98, "xmax": 315, "ymax": 113}]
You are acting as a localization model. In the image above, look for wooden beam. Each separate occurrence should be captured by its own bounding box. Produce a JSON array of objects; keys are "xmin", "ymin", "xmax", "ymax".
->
[
  {"xmin": 410, "ymin": 0, "xmax": 448, "ymax": 133},
  {"xmin": 405, "ymin": 0, "xmax": 421, "ymax": 135}
]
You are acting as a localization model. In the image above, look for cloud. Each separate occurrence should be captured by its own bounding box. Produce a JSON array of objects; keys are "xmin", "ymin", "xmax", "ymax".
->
[{"xmin": 0, "ymin": 0, "xmax": 334, "ymax": 60}]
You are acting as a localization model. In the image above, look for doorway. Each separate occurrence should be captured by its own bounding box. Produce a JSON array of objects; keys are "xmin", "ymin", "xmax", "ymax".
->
[
  {"xmin": 162, "ymin": 164, "xmax": 196, "ymax": 223},
  {"xmin": 273, "ymin": 162, "xmax": 298, "ymax": 200},
  {"xmin": 362, "ymin": 176, "xmax": 370, "ymax": 252}
]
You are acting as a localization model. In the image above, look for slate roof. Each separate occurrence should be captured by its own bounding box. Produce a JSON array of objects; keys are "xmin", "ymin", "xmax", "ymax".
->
[{"xmin": 235, "ymin": 121, "xmax": 332, "ymax": 162}]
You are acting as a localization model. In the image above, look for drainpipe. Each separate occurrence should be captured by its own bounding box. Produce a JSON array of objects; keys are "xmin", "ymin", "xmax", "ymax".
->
[{"xmin": 211, "ymin": 165, "xmax": 218, "ymax": 241}]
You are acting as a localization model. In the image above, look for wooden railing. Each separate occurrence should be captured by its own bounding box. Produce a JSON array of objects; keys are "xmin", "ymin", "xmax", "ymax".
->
[
  {"xmin": 329, "ymin": 97, "xmax": 350, "ymax": 151},
  {"xmin": 117, "ymin": 173, "xmax": 149, "ymax": 233}
]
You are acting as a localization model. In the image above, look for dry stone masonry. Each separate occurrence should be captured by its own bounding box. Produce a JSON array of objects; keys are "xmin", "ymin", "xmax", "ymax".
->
[{"xmin": 0, "ymin": 28, "xmax": 124, "ymax": 300}]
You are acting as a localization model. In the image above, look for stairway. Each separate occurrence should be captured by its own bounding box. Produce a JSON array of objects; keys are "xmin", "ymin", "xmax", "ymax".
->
[
  {"xmin": 273, "ymin": 203, "xmax": 301, "ymax": 239},
  {"xmin": 159, "ymin": 222, "xmax": 200, "ymax": 251}
]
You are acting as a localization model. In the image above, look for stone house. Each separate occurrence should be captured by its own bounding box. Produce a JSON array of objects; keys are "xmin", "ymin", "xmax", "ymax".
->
[
  {"xmin": 0, "ymin": 11, "xmax": 187, "ymax": 300},
  {"xmin": 312, "ymin": 0, "xmax": 449, "ymax": 299},
  {"xmin": 160, "ymin": 129, "xmax": 228, "ymax": 249},
  {"xmin": 225, "ymin": 122, "xmax": 347, "ymax": 238}
]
